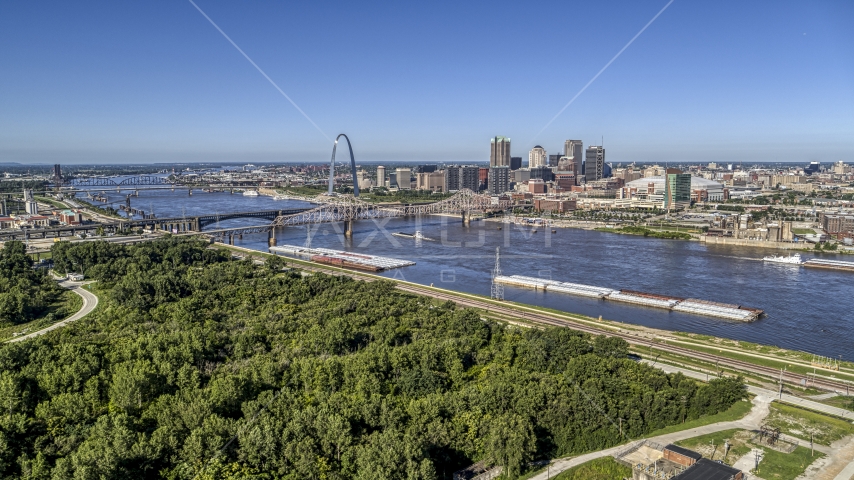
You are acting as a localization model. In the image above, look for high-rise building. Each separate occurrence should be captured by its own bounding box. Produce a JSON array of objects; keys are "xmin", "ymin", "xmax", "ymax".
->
[
  {"xmin": 444, "ymin": 166, "xmax": 480, "ymax": 192},
  {"xmin": 53, "ymin": 164, "xmax": 62, "ymax": 182},
  {"xmin": 564, "ymin": 140, "xmax": 582, "ymax": 161},
  {"xmin": 488, "ymin": 166, "xmax": 510, "ymax": 195},
  {"xmin": 395, "ymin": 168, "xmax": 412, "ymax": 190},
  {"xmin": 461, "ymin": 166, "xmax": 480, "ymax": 191},
  {"xmin": 510, "ymin": 157, "xmax": 522, "ymax": 170},
  {"xmin": 416, "ymin": 172, "xmax": 445, "ymax": 192},
  {"xmin": 548, "ymin": 154, "xmax": 562, "ymax": 167},
  {"xmin": 490, "ymin": 136, "xmax": 511, "ymax": 167},
  {"xmin": 376, "ymin": 166, "xmax": 386, "ymax": 187},
  {"xmin": 665, "ymin": 168, "xmax": 692, "ymax": 210},
  {"xmin": 528, "ymin": 146, "xmax": 547, "ymax": 168},
  {"xmin": 585, "ymin": 146, "xmax": 604, "ymax": 182}
]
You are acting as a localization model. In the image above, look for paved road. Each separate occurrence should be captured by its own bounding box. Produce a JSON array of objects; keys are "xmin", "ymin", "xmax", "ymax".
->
[
  {"xmin": 7, "ymin": 281, "xmax": 98, "ymax": 343},
  {"xmin": 650, "ymin": 361, "xmax": 853, "ymax": 420},
  {"xmin": 527, "ymin": 394, "xmax": 772, "ymax": 480}
]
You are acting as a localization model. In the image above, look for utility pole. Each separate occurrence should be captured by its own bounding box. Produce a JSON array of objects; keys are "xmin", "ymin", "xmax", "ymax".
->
[{"xmin": 491, "ymin": 247, "xmax": 504, "ymax": 301}]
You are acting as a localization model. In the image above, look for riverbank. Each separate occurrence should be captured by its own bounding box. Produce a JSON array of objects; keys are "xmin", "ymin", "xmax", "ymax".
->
[{"xmin": 219, "ymin": 242, "xmax": 854, "ymax": 395}]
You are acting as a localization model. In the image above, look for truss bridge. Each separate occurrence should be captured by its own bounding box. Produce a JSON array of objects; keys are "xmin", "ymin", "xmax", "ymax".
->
[
  {"xmin": 269, "ymin": 189, "xmax": 510, "ymax": 237},
  {"xmin": 69, "ymin": 176, "xmax": 182, "ymax": 187}
]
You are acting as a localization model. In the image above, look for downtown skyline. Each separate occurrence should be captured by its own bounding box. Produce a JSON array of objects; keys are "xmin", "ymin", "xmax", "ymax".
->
[{"xmin": 1, "ymin": 0, "xmax": 852, "ymax": 164}]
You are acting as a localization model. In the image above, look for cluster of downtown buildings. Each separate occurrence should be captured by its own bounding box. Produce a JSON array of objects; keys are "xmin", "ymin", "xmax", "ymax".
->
[
  {"xmin": 359, "ymin": 136, "xmax": 701, "ymax": 212},
  {"xmin": 363, "ymin": 136, "xmax": 608, "ymax": 196}
]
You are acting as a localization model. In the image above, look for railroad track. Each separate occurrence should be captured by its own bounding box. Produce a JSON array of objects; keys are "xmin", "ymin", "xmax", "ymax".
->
[
  {"xmin": 233, "ymin": 249, "xmax": 853, "ymax": 394},
  {"xmin": 395, "ymin": 284, "xmax": 852, "ymax": 394}
]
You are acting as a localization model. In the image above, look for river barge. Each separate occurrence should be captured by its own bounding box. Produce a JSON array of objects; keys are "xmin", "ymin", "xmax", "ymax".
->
[
  {"xmin": 804, "ymin": 258, "xmax": 854, "ymax": 272},
  {"xmin": 392, "ymin": 231, "xmax": 435, "ymax": 241},
  {"xmin": 492, "ymin": 275, "xmax": 763, "ymax": 321},
  {"xmin": 269, "ymin": 245, "xmax": 415, "ymax": 271}
]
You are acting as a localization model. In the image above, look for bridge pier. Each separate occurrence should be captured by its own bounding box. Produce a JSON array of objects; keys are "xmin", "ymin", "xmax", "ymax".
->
[
  {"xmin": 462, "ymin": 212, "xmax": 471, "ymax": 226},
  {"xmin": 344, "ymin": 220, "xmax": 354, "ymax": 238},
  {"xmin": 228, "ymin": 234, "xmax": 234, "ymax": 245},
  {"xmin": 268, "ymin": 229, "xmax": 277, "ymax": 247},
  {"xmin": 188, "ymin": 189, "xmax": 192, "ymax": 196}
]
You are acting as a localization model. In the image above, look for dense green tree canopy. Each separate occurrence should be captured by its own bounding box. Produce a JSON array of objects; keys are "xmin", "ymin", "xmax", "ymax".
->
[
  {"xmin": 0, "ymin": 241, "xmax": 62, "ymax": 326},
  {"xmin": 0, "ymin": 239, "xmax": 746, "ymax": 479}
]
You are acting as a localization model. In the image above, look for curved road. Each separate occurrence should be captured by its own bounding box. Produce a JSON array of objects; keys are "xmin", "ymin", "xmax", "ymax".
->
[{"xmin": 7, "ymin": 281, "xmax": 98, "ymax": 343}]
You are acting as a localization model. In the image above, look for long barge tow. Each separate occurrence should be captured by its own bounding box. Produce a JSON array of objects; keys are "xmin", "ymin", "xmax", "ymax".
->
[
  {"xmin": 494, "ymin": 275, "xmax": 763, "ymax": 322},
  {"xmin": 804, "ymin": 258, "xmax": 854, "ymax": 273}
]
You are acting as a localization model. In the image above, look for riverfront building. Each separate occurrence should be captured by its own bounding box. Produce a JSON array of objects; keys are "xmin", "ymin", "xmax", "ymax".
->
[
  {"xmin": 624, "ymin": 176, "xmax": 726, "ymax": 204},
  {"xmin": 444, "ymin": 166, "xmax": 480, "ymax": 192},
  {"xmin": 488, "ymin": 166, "xmax": 510, "ymax": 195}
]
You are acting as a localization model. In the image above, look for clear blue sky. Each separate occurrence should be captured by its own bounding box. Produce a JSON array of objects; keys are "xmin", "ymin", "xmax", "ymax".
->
[{"xmin": 1, "ymin": 0, "xmax": 852, "ymax": 164}]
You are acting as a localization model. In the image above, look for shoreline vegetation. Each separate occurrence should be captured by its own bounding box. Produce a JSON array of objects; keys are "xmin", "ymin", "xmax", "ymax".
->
[
  {"xmin": 594, "ymin": 225, "xmax": 693, "ymax": 240},
  {"xmin": 0, "ymin": 238, "xmax": 747, "ymax": 479}
]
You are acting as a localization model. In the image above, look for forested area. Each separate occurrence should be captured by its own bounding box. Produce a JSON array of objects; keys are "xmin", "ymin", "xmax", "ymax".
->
[
  {"xmin": 0, "ymin": 238, "xmax": 746, "ymax": 479},
  {"xmin": 0, "ymin": 241, "xmax": 63, "ymax": 326}
]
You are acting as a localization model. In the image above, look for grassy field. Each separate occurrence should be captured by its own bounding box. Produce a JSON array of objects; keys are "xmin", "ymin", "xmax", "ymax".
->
[
  {"xmin": 34, "ymin": 195, "xmax": 70, "ymax": 210},
  {"xmin": 764, "ymin": 403, "xmax": 854, "ymax": 445},
  {"xmin": 675, "ymin": 428, "xmax": 823, "ymax": 480},
  {"xmin": 792, "ymin": 228, "xmax": 816, "ymax": 235},
  {"xmin": 550, "ymin": 457, "xmax": 631, "ymax": 480},
  {"xmin": 646, "ymin": 398, "xmax": 754, "ymax": 437},
  {"xmin": 0, "ymin": 288, "xmax": 82, "ymax": 342},
  {"xmin": 754, "ymin": 445, "xmax": 823, "ymax": 480},
  {"xmin": 675, "ymin": 428, "xmax": 752, "ymax": 464}
]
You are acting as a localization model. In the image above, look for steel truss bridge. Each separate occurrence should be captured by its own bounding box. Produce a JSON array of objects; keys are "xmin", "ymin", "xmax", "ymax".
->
[
  {"xmin": 272, "ymin": 189, "xmax": 508, "ymax": 229},
  {"xmin": 69, "ymin": 176, "xmax": 181, "ymax": 187},
  {"xmin": 207, "ymin": 189, "xmax": 512, "ymax": 243}
]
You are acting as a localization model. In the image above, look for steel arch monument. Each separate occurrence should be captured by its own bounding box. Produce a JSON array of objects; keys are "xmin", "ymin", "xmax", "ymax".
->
[{"xmin": 327, "ymin": 134, "xmax": 360, "ymax": 197}]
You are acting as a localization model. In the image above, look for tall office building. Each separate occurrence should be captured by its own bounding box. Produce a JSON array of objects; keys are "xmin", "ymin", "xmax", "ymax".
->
[
  {"xmin": 564, "ymin": 140, "xmax": 583, "ymax": 180},
  {"xmin": 528, "ymin": 146, "xmax": 547, "ymax": 168},
  {"xmin": 585, "ymin": 146, "xmax": 604, "ymax": 182},
  {"xmin": 548, "ymin": 154, "xmax": 562, "ymax": 167},
  {"xmin": 395, "ymin": 168, "xmax": 411, "ymax": 190},
  {"xmin": 564, "ymin": 140, "xmax": 583, "ymax": 161},
  {"xmin": 488, "ymin": 166, "xmax": 510, "ymax": 195},
  {"xmin": 665, "ymin": 168, "xmax": 692, "ymax": 210},
  {"xmin": 53, "ymin": 164, "xmax": 62, "ymax": 183},
  {"xmin": 490, "ymin": 136, "xmax": 511, "ymax": 167},
  {"xmin": 510, "ymin": 157, "xmax": 522, "ymax": 170},
  {"xmin": 376, "ymin": 166, "xmax": 386, "ymax": 187}
]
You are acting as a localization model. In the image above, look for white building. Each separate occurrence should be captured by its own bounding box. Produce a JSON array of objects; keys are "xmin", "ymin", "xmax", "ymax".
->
[{"xmin": 528, "ymin": 146, "xmax": 547, "ymax": 169}]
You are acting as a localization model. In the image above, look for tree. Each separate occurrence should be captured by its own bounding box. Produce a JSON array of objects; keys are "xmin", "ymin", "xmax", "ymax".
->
[{"xmin": 484, "ymin": 413, "xmax": 535, "ymax": 478}]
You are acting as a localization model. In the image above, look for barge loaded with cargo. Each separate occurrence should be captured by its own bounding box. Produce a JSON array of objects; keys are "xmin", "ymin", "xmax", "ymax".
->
[
  {"xmin": 269, "ymin": 245, "xmax": 415, "ymax": 272},
  {"xmin": 493, "ymin": 275, "xmax": 763, "ymax": 321},
  {"xmin": 803, "ymin": 258, "xmax": 854, "ymax": 273}
]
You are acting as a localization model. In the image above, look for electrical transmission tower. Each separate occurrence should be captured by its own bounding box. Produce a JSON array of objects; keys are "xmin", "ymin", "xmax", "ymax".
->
[{"xmin": 491, "ymin": 247, "xmax": 504, "ymax": 301}]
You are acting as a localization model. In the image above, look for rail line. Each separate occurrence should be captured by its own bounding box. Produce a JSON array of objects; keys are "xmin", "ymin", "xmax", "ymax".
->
[
  {"xmin": 394, "ymin": 284, "xmax": 851, "ymax": 394},
  {"xmin": 233, "ymin": 248, "xmax": 853, "ymax": 394}
]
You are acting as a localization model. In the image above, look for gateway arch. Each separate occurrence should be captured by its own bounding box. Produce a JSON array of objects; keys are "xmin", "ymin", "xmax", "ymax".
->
[{"xmin": 327, "ymin": 134, "xmax": 360, "ymax": 197}]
